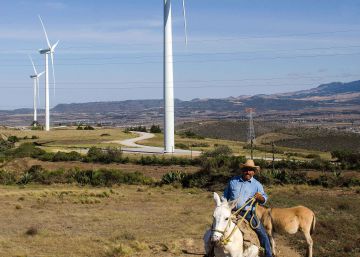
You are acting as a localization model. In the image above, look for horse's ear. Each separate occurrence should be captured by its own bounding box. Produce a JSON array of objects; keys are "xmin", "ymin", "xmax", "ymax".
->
[{"xmin": 213, "ymin": 192, "xmax": 221, "ymax": 207}]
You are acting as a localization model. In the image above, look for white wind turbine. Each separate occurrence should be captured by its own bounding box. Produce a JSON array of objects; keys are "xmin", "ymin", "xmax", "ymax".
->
[
  {"xmin": 164, "ymin": 0, "xmax": 188, "ymax": 153},
  {"xmin": 38, "ymin": 15, "xmax": 59, "ymax": 131},
  {"xmin": 29, "ymin": 56, "xmax": 44, "ymax": 127}
]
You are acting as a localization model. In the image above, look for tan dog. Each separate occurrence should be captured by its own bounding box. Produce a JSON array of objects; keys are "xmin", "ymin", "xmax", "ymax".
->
[{"xmin": 256, "ymin": 205, "xmax": 316, "ymax": 257}]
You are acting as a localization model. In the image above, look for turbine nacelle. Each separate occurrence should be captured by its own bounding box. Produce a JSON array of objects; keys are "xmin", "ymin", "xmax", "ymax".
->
[
  {"xmin": 39, "ymin": 41, "xmax": 59, "ymax": 55},
  {"xmin": 39, "ymin": 48, "xmax": 51, "ymax": 54}
]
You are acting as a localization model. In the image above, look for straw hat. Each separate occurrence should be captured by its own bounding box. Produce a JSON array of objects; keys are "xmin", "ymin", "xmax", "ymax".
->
[{"xmin": 240, "ymin": 159, "xmax": 260, "ymax": 171}]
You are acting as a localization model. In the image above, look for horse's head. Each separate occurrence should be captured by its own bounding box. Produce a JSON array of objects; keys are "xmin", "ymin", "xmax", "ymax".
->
[{"xmin": 211, "ymin": 192, "xmax": 237, "ymax": 243}]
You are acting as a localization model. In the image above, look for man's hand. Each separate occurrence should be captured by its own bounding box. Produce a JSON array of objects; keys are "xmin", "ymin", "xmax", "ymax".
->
[{"xmin": 254, "ymin": 192, "xmax": 265, "ymax": 204}]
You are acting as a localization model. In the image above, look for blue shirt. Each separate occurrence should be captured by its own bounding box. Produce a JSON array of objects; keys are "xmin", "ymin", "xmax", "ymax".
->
[{"xmin": 223, "ymin": 176, "xmax": 268, "ymax": 210}]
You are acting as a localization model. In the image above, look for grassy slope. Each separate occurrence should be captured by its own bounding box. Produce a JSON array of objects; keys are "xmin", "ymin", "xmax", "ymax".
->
[
  {"xmin": 0, "ymin": 185, "xmax": 358, "ymax": 257},
  {"xmin": 0, "ymin": 127, "xmax": 136, "ymax": 150},
  {"xmin": 138, "ymin": 133, "xmax": 331, "ymax": 160},
  {"xmin": 1, "ymin": 127, "xmax": 332, "ymax": 160}
]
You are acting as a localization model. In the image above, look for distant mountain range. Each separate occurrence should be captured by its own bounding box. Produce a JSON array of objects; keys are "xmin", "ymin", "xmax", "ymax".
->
[{"xmin": 1, "ymin": 80, "xmax": 360, "ymax": 126}]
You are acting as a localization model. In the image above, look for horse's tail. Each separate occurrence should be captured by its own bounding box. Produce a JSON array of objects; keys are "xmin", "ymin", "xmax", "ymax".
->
[{"xmin": 310, "ymin": 213, "xmax": 316, "ymax": 235}]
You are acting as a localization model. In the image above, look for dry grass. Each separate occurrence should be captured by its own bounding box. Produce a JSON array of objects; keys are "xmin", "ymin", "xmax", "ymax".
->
[
  {"xmin": 0, "ymin": 184, "xmax": 358, "ymax": 256},
  {"xmin": 0, "ymin": 185, "xmax": 212, "ymax": 257},
  {"xmin": 0, "ymin": 127, "xmax": 135, "ymax": 150}
]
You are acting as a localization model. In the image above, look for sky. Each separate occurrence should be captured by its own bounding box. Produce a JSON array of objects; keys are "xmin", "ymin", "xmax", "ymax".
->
[{"xmin": 1, "ymin": 0, "xmax": 360, "ymax": 110}]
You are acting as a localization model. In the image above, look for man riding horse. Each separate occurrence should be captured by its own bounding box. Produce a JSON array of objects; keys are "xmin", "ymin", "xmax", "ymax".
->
[{"xmin": 214, "ymin": 159, "xmax": 273, "ymax": 257}]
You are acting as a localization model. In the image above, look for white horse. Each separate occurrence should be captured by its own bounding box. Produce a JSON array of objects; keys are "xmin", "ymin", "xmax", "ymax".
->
[{"xmin": 203, "ymin": 192, "xmax": 259, "ymax": 257}]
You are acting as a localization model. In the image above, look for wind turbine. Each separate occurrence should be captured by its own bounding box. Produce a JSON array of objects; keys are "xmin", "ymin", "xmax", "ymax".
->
[
  {"xmin": 29, "ymin": 56, "xmax": 44, "ymax": 127},
  {"xmin": 164, "ymin": 0, "xmax": 188, "ymax": 153},
  {"xmin": 38, "ymin": 15, "xmax": 59, "ymax": 131}
]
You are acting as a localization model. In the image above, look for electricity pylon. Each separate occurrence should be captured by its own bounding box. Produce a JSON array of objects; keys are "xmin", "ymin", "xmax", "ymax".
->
[{"xmin": 246, "ymin": 108, "xmax": 256, "ymax": 159}]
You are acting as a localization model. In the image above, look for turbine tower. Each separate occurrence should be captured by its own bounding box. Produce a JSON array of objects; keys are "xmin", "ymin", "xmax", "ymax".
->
[
  {"xmin": 29, "ymin": 56, "xmax": 44, "ymax": 127},
  {"xmin": 164, "ymin": 0, "xmax": 188, "ymax": 153},
  {"xmin": 38, "ymin": 15, "xmax": 59, "ymax": 131}
]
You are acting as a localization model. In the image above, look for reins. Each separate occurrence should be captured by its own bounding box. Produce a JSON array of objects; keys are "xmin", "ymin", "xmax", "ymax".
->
[{"xmin": 212, "ymin": 196, "xmax": 259, "ymax": 246}]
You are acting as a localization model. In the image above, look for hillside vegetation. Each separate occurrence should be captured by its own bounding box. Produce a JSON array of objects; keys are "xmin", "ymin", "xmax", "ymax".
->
[{"xmin": 177, "ymin": 120, "xmax": 360, "ymax": 152}]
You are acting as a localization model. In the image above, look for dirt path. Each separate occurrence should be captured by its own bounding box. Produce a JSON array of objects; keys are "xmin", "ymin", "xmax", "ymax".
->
[
  {"xmin": 113, "ymin": 131, "xmax": 155, "ymax": 147},
  {"xmin": 108, "ymin": 131, "xmax": 201, "ymax": 156},
  {"xmin": 274, "ymin": 235, "xmax": 301, "ymax": 257}
]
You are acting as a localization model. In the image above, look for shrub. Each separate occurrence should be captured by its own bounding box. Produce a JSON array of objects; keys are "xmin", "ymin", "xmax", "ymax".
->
[
  {"xmin": 150, "ymin": 125, "xmax": 161, "ymax": 133},
  {"xmin": 202, "ymin": 145, "xmax": 233, "ymax": 158},
  {"xmin": 331, "ymin": 150, "xmax": 360, "ymax": 169},
  {"xmin": 161, "ymin": 171, "xmax": 187, "ymax": 184},
  {"xmin": 0, "ymin": 139, "xmax": 14, "ymax": 152},
  {"xmin": 175, "ymin": 143, "xmax": 189, "ymax": 150},
  {"xmin": 84, "ymin": 125, "xmax": 95, "ymax": 130},
  {"xmin": 0, "ymin": 170, "xmax": 16, "ymax": 184},
  {"xmin": 125, "ymin": 126, "xmax": 147, "ymax": 132},
  {"xmin": 7, "ymin": 136, "xmax": 19, "ymax": 143},
  {"xmin": 179, "ymin": 130, "xmax": 204, "ymax": 139},
  {"xmin": 6, "ymin": 143, "xmax": 46, "ymax": 158},
  {"xmin": 135, "ymin": 155, "xmax": 197, "ymax": 166},
  {"xmin": 38, "ymin": 152, "xmax": 56, "ymax": 161},
  {"xmin": 52, "ymin": 151, "xmax": 83, "ymax": 162},
  {"xmin": 69, "ymin": 168, "xmax": 153, "ymax": 186},
  {"xmin": 306, "ymin": 153, "xmax": 321, "ymax": 159},
  {"xmin": 87, "ymin": 147, "xmax": 125, "ymax": 163}
]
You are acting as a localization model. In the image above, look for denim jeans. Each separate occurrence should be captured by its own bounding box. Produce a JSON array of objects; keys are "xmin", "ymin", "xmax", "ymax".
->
[{"xmin": 240, "ymin": 210, "xmax": 273, "ymax": 257}]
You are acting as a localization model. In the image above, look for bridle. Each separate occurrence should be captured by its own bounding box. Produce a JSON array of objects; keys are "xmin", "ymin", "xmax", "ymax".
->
[{"xmin": 211, "ymin": 197, "xmax": 258, "ymax": 246}]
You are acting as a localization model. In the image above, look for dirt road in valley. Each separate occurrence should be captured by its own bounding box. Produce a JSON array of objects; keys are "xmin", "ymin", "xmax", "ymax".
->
[{"xmin": 108, "ymin": 131, "xmax": 201, "ymax": 156}]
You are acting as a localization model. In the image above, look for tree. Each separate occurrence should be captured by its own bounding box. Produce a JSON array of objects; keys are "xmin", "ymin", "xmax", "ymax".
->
[{"xmin": 150, "ymin": 125, "xmax": 161, "ymax": 133}]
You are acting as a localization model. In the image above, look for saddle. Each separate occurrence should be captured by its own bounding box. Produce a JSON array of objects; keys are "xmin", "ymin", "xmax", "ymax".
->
[{"xmin": 237, "ymin": 219, "xmax": 260, "ymax": 248}]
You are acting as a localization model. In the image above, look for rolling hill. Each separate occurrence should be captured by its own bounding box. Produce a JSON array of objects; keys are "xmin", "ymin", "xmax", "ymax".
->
[{"xmin": 1, "ymin": 80, "xmax": 360, "ymax": 126}]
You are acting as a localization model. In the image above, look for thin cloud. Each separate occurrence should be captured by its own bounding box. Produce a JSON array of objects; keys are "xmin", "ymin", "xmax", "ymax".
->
[{"xmin": 45, "ymin": 1, "xmax": 67, "ymax": 10}]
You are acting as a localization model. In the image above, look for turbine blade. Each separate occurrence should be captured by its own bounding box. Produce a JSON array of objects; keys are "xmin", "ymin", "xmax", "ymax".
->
[
  {"xmin": 38, "ymin": 71, "xmax": 45, "ymax": 77},
  {"xmin": 52, "ymin": 40, "xmax": 59, "ymax": 51},
  {"xmin": 50, "ymin": 52, "xmax": 56, "ymax": 96},
  {"xmin": 182, "ymin": 0, "xmax": 188, "ymax": 45},
  {"xmin": 28, "ymin": 55, "xmax": 38, "ymax": 75},
  {"xmin": 38, "ymin": 15, "xmax": 51, "ymax": 48}
]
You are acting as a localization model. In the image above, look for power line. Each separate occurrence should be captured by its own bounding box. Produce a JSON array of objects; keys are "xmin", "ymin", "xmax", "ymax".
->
[
  {"xmin": 4, "ymin": 44, "xmax": 360, "ymax": 62},
  {"xmin": 0, "ymin": 51, "xmax": 360, "ymax": 67},
  {"xmin": 1, "ymin": 28, "xmax": 360, "ymax": 54},
  {"xmin": 1, "ymin": 74, "xmax": 358, "ymax": 86}
]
